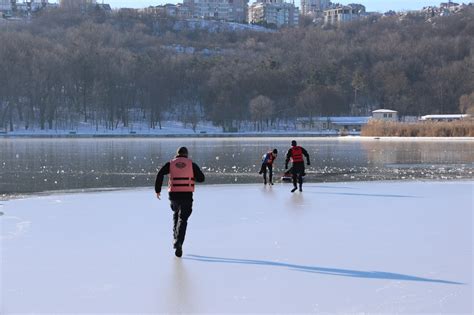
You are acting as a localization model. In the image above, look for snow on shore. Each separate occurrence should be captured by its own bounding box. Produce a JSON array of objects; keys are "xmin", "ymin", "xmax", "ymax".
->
[{"xmin": 1, "ymin": 181, "xmax": 472, "ymax": 314}]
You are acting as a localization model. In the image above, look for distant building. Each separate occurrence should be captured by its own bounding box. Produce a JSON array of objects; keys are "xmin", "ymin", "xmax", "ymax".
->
[
  {"xmin": 420, "ymin": 114, "xmax": 470, "ymax": 122},
  {"xmin": 0, "ymin": 0, "xmax": 11, "ymax": 13},
  {"xmin": 143, "ymin": 4, "xmax": 179, "ymax": 17},
  {"xmin": 347, "ymin": 3, "xmax": 365, "ymax": 14},
  {"xmin": 1, "ymin": 0, "xmax": 55, "ymax": 15},
  {"xmin": 183, "ymin": 0, "xmax": 248, "ymax": 23},
  {"xmin": 324, "ymin": 4, "xmax": 364, "ymax": 25},
  {"xmin": 301, "ymin": 0, "xmax": 330, "ymax": 16},
  {"xmin": 96, "ymin": 3, "xmax": 111, "ymax": 12},
  {"xmin": 296, "ymin": 116, "xmax": 370, "ymax": 131},
  {"xmin": 143, "ymin": 3, "xmax": 192, "ymax": 18},
  {"xmin": 440, "ymin": 2, "xmax": 460, "ymax": 9},
  {"xmin": 142, "ymin": 0, "xmax": 248, "ymax": 22},
  {"xmin": 248, "ymin": 0, "xmax": 299, "ymax": 28},
  {"xmin": 60, "ymin": 0, "xmax": 96, "ymax": 9},
  {"xmin": 422, "ymin": 2, "xmax": 468, "ymax": 18},
  {"xmin": 372, "ymin": 109, "xmax": 398, "ymax": 121}
]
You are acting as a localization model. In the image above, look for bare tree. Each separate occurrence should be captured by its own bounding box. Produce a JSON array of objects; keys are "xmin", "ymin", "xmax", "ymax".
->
[{"xmin": 249, "ymin": 95, "xmax": 274, "ymax": 132}]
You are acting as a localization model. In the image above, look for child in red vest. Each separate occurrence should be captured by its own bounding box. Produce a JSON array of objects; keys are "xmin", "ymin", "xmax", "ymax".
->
[{"xmin": 259, "ymin": 148, "xmax": 278, "ymax": 185}]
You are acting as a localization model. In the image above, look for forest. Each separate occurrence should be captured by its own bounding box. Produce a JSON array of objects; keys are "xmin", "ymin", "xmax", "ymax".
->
[{"xmin": 1, "ymin": 7, "xmax": 473, "ymax": 132}]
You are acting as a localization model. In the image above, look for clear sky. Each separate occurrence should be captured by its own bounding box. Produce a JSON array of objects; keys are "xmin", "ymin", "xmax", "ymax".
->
[{"xmin": 89, "ymin": 1, "xmax": 447, "ymax": 12}]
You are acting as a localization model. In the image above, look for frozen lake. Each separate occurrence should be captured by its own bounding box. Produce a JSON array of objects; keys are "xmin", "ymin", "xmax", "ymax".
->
[
  {"xmin": 0, "ymin": 181, "xmax": 472, "ymax": 314},
  {"xmin": 1, "ymin": 137, "xmax": 474, "ymax": 196}
]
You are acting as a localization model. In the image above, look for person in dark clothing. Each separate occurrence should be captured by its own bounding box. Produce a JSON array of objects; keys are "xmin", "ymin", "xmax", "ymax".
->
[
  {"xmin": 155, "ymin": 147, "xmax": 205, "ymax": 258},
  {"xmin": 258, "ymin": 148, "xmax": 278, "ymax": 185},
  {"xmin": 285, "ymin": 140, "xmax": 310, "ymax": 193}
]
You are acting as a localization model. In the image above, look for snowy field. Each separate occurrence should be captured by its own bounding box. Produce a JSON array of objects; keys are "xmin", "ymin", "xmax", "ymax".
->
[{"xmin": 0, "ymin": 181, "xmax": 472, "ymax": 314}]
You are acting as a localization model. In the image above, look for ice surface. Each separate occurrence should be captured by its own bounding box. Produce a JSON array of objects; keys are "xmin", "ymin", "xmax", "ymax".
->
[{"xmin": 0, "ymin": 181, "xmax": 472, "ymax": 314}]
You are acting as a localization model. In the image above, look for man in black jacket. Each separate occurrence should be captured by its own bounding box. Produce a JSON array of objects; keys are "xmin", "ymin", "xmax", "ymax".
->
[
  {"xmin": 285, "ymin": 140, "xmax": 310, "ymax": 193},
  {"xmin": 155, "ymin": 147, "xmax": 205, "ymax": 257}
]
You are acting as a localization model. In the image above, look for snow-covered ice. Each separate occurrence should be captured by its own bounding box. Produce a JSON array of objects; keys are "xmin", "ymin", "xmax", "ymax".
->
[{"xmin": 0, "ymin": 181, "xmax": 472, "ymax": 314}]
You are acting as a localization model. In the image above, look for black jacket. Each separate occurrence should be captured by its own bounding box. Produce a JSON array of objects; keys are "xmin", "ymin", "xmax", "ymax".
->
[
  {"xmin": 155, "ymin": 156, "xmax": 205, "ymax": 201},
  {"xmin": 285, "ymin": 146, "xmax": 310, "ymax": 169}
]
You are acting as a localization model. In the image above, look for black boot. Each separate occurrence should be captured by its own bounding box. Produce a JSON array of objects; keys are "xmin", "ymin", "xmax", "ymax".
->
[
  {"xmin": 174, "ymin": 243, "xmax": 183, "ymax": 258},
  {"xmin": 291, "ymin": 186, "xmax": 297, "ymax": 193}
]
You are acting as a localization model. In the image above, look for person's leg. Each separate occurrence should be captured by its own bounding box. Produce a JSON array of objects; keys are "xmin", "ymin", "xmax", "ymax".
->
[
  {"xmin": 170, "ymin": 201, "xmax": 180, "ymax": 246},
  {"xmin": 291, "ymin": 166, "xmax": 298, "ymax": 192},
  {"xmin": 298, "ymin": 165, "xmax": 305, "ymax": 191},
  {"xmin": 298, "ymin": 172, "xmax": 304, "ymax": 191},
  {"xmin": 259, "ymin": 163, "xmax": 267, "ymax": 184},
  {"xmin": 268, "ymin": 164, "xmax": 273, "ymax": 184},
  {"xmin": 175, "ymin": 200, "xmax": 193, "ymax": 249},
  {"xmin": 262, "ymin": 166, "xmax": 267, "ymax": 185}
]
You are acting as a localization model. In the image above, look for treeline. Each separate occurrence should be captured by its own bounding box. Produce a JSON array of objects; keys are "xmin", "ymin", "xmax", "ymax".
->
[{"xmin": 1, "ymin": 8, "xmax": 474, "ymax": 132}]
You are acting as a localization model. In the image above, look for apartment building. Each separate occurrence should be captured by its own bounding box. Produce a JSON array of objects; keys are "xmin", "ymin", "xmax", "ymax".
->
[
  {"xmin": 324, "ymin": 5, "xmax": 362, "ymax": 25},
  {"xmin": 300, "ymin": 0, "xmax": 329, "ymax": 16},
  {"xmin": 183, "ymin": 0, "xmax": 248, "ymax": 23},
  {"xmin": 248, "ymin": 0, "xmax": 299, "ymax": 27},
  {"xmin": 0, "ymin": 0, "xmax": 11, "ymax": 12},
  {"xmin": 60, "ymin": 0, "xmax": 96, "ymax": 9},
  {"xmin": 1, "ymin": 0, "xmax": 52, "ymax": 14}
]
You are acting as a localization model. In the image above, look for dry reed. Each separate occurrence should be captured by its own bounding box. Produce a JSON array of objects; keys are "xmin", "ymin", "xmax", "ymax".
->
[{"xmin": 361, "ymin": 120, "xmax": 474, "ymax": 137}]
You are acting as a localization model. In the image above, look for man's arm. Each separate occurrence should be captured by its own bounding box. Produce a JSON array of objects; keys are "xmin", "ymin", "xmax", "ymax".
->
[
  {"xmin": 193, "ymin": 163, "xmax": 205, "ymax": 183},
  {"xmin": 302, "ymin": 148, "xmax": 311, "ymax": 165},
  {"xmin": 285, "ymin": 149, "xmax": 292, "ymax": 169},
  {"xmin": 155, "ymin": 162, "xmax": 171, "ymax": 194}
]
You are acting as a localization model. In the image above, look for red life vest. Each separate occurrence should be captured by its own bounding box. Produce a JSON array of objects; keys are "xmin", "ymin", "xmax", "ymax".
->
[
  {"xmin": 168, "ymin": 157, "xmax": 195, "ymax": 192},
  {"xmin": 266, "ymin": 151, "xmax": 276, "ymax": 165},
  {"xmin": 291, "ymin": 146, "xmax": 304, "ymax": 163}
]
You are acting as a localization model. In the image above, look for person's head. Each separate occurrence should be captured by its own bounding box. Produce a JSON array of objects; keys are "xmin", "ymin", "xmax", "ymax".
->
[
  {"xmin": 272, "ymin": 148, "xmax": 278, "ymax": 157},
  {"xmin": 291, "ymin": 140, "xmax": 297, "ymax": 147},
  {"xmin": 177, "ymin": 146, "xmax": 188, "ymax": 157}
]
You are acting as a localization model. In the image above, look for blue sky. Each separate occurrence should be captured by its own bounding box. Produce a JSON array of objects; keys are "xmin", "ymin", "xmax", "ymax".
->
[{"xmin": 90, "ymin": 1, "xmax": 446, "ymax": 12}]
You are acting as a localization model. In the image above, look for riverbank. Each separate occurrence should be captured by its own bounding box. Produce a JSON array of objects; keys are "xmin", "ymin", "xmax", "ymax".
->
[
  {"xmin": 2, "ymin": 132, "xmax": 474, "ymax": 139},
  {"xmin": 1, "ymin": 181, "xmax": 471, "ymax": 314},
  {"xmin": 0, "ymin": 120, "xmax": 344, "ymax": 138},
  {"xmin": 0, "ymin": 132, "xmax": 341, "ymax": 138}
]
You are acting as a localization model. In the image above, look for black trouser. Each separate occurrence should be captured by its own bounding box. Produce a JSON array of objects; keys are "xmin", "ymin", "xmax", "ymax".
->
[
  {"xmin": 291, "ymin": 162, "xmax": 305, "ymax": 188},
  {"xmin": 170, "ymin": 200, "xmax": 193, "ymax": 247},
  {"xmin": 260, "ymin": 163, "xmax": 273, "ymax": 184}
]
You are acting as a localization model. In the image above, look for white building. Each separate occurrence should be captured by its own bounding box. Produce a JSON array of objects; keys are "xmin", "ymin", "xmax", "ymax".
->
[
  {"xmin": 183, "ymin": 0, "xmax": 248, "ymax": 23},
  {"xmin": 2, "ymin": 0, "xmax": 53, "ymax": 14},
  {"xmin": 248, "ymin": 0, "xmax": 299, "ymax": 27},
  {"xmin": 0, "ymin": 0, "xmax": 11, "ymax": 12},
  {"xmin": 324, "ymin": 5, "xmax": 362, "ymax": 25},
  {"xmin": 143, "ymin": 4, "xmax": 182, "ymax": 17},
  {"xmin": 60, "ymin": 0, "xmax": 96, "ymax": 9},
  {"xmin": 372, "ymin": 109, "xmax": 398, "ymax": 121},
  {"xmin": 300, "ymin": 0, "xmax": 329, "ymax": 16},
  {"xmin": 420, "ymin": 114, "xmax": 470, "ymax": 122}
]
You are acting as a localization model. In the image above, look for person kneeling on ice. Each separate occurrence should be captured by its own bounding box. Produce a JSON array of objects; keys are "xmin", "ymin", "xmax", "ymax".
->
[
  {"xmin": 155, "ymin": 147, "xmax": 205, "ymax": 258},
  {"xmin": 285, "ymin": 140, "xmax": 310, "ymax": 193},
  {"xmin": 258, "ymin": 148, "xmax": 278, "ymax": 185}
]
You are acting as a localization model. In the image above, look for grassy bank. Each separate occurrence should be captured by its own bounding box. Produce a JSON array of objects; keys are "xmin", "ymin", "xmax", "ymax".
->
[{"xmin": 361, "ymin": 120, "xmax": 474, "ymax": 137}]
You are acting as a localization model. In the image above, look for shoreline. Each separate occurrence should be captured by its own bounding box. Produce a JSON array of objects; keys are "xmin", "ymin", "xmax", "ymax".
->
[
  {"xmin": 0, "ymin": 132, "xmax": 340, "ymax": 138},
  {"xmin": 1, "ymin": 133, "xmax": 474, "ymax": 140}
]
